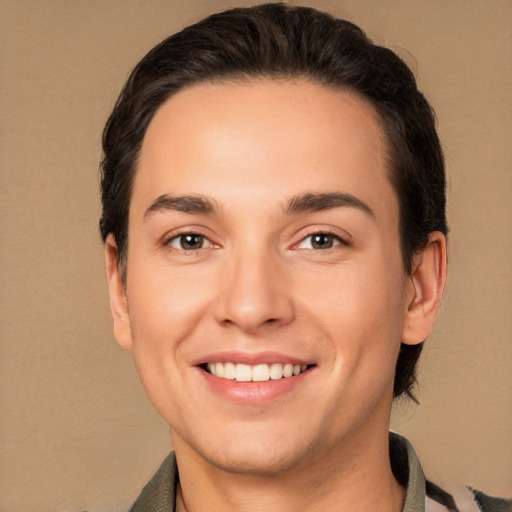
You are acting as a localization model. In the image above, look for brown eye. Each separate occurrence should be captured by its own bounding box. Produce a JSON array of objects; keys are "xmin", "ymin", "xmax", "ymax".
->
[
  {"xmin": 311, "ymin": 234, "xmax": 335, "ymax": 249},
  {"xmin": 296, "ymin": 233, "xmax": 343, "ymax": 250},
  {"xmin": 169, "ymin": 233, "xmax": 207, "ymax": 250}
]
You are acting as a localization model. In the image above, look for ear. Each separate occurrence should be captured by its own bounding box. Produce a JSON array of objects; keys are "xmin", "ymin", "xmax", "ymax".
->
[
  {"xmin": 401, "ymin": 231, "xmax": 447, "ymax": 346},
  {"xmin": 105, "ymin": 234, "xmax": 133, "ymax": 350}
]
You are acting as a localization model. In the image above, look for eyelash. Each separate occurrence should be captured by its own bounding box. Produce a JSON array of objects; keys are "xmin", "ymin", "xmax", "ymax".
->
[
  {"xmin": 163, "ymin": 230, "xmax": 217, "ymax": 253},
  {"xmin": 292, "ymin": 230, "xmax": 350, "ymax": 250},
  {"xmin": 163, "ymin": 229, "xmax": 350, "ymax": 253}
]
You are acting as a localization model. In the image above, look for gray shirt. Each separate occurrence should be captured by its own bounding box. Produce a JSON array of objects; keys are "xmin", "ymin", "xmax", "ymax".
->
[{"xmin": 128, "ymin": 433, "xmax": 511, "ymax": 512}]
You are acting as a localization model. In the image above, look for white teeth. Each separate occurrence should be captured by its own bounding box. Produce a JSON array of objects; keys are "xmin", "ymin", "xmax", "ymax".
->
[
  {"xmin": 283, "ymin": 363, "xmax": 293, "ymax": 378},
  {"xmin": 215, "ymin": 362, "xmax": 224, "ymax": 378},
  {"xmin": 224, "ymin": 362, "xmax": 236, "ymax": 379},
  {"xmin": 252, "ymin": 364, "xmax": 270, "ymax": 382},
  {"xmin": 206, "ymin": 362, "xmax": 309, "ymax": 382},
  {"xmin": 270, "ymin": 363, "xmax": 283, "ymax": 380},
  {"xmin": 235, "ymin": 364, "xmax": 252, "ymax": 382}
]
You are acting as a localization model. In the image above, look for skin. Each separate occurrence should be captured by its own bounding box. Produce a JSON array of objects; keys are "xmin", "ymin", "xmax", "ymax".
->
[{"xmin": 106, "ymin": 80, "xmax": 446, "ymax": 512}]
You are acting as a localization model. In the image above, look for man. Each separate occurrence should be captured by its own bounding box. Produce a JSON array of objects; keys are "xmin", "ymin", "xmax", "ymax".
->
[{"xmin": 99, "ymin": 3, "xmax": 510, "ymax": 511}]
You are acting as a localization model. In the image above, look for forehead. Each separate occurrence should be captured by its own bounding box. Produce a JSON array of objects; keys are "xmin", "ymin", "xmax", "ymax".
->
[{"xmin": 133, "ymin": 79, "xmax": 397, "ymax": 221}]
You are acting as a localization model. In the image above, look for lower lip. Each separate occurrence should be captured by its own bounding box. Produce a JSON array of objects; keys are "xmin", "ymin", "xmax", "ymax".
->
[{"xmin": 199, "ymin": 368, "xmax": 312, "ymax": 404}]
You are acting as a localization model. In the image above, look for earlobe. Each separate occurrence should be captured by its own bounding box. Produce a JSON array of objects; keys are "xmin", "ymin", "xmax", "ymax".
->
[
  {"xmin": 105, "ymin": 234, "xmax": 133, "ymax": 350},
  {"xmin": 401, "ymin": 231, "xmax": 447, "ymax": 346}
]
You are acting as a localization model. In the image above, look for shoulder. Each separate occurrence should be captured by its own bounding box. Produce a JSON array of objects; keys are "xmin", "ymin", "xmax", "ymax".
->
[
  {"xmin": 425, "ymin": 479, "xmax": 511, "ymax": 512},
  {"xmin": 390, "ymin": 432, "xmax": 511, "ymax": 512},
  {"xmin": 468, "ymin": 488, "xmax": 512, "ymax": 512},
  {"xmin": 128, "ymin": 452, "xmax": 178, "ymax": 512}
]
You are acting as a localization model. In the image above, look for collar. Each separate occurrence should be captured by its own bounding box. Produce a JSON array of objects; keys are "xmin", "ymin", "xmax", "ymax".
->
[
  {"xmin": 129, "ymin": 433, "xmax": 426, "ymax": 512},
  {"xmin": 391, "ymin": 432, "xmax": 427, "ymax": 511}
]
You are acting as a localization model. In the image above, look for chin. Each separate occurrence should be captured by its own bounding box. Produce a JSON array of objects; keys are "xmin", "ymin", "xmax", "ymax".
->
[
  {"xmin": 205, "ymin": 445, "xmax": 310, "ymax": 476},
  {"xmin": 182, "ymin": 425, "xmax": 322, "ymax": 477}
]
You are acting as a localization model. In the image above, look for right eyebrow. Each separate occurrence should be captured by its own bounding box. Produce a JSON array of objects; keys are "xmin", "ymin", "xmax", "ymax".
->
[{"xmin": 144, "ymin": 194, "xmax": 218, "ymax": 219}]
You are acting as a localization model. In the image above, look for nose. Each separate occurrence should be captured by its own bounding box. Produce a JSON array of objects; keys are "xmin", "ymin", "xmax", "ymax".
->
[{"xmin": 213, "ymin": 248, "xmax": 295, "ymax": 334}]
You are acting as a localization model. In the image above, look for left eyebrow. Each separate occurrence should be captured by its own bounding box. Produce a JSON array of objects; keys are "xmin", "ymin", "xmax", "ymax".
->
[
  {"xmin": 144, "ymin": 194, "xmax": 218, "ymax": 218},
  {"xmin": 285, "ymin": 192, "xmax": 374, "ymax": 217}
]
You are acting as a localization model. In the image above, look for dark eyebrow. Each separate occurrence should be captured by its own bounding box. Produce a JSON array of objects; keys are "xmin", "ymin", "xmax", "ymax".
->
[
  {"xmin": 285, "ymin": 192, "xmax": 374, "ymax": 217},
  {"xmin": 144, "ymin": 194, "xmax": 217, "ymax": 218}
]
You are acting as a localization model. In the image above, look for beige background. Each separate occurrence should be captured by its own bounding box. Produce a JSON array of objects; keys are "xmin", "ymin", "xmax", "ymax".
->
[{"xmin": 1, "ymin": 1, "xmax": 511, "ymax": 511}]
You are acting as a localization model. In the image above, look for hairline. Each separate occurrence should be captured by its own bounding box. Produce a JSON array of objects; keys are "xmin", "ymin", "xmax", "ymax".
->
[{"xmin": 116, "ymin": 75, "xmax": 409, "ymax": 281}]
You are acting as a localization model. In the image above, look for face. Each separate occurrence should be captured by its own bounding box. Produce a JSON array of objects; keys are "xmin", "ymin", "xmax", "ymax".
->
[{"xmin": 107, "ymin": 80, "xmax": 429, "ymax": 475}]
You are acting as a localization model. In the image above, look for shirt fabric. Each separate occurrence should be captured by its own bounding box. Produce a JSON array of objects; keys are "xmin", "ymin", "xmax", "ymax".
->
[{"xmin": 128, "ymin": 433, "xmax": 511, "ymax": 512}]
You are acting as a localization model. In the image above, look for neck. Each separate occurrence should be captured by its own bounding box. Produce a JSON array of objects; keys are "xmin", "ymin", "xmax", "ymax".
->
[{"xmin": 173, "ymin": 426, "xmax": 405, "ymax": 512}]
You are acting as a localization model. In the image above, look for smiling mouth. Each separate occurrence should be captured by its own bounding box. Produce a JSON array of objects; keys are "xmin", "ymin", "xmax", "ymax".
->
[{"xmin": 203, "ymin": 362, "xmax": 312, "ymax": 382}]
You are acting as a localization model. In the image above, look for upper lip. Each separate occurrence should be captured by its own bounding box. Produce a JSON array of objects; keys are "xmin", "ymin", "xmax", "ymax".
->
[{"xmin": 191, "ymin": 351, "xmax": 313, "ymax": 366}]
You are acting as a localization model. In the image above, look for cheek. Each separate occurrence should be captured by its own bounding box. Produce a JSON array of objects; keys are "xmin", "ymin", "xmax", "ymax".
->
[
  {"xmin": 301, "ymin": 260, "xmax": 404, "ymax": 324},
  {"xmin": 298, "ymin": 256, "xmax": 406, "ymax": 366},
  {"xmin": 125, "ymin": 259, "xmax": 214, "ymax": 358},
  {"xmin": 125, "ymin": 266, "xmax": 213, "ymax": 420}
]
